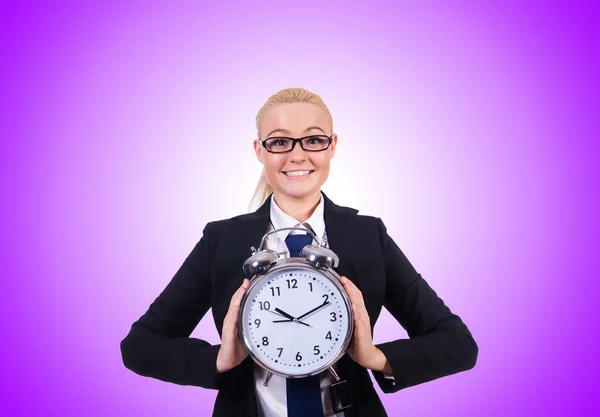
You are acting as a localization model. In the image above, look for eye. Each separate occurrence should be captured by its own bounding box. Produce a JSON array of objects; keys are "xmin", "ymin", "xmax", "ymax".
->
[
  {"xmin": 268, "ymin": 138, "xmax": 290, "ymax": 147},
  {"xmin": 307, "ymin": 136, "xmax": 327, "ymax": 145}
]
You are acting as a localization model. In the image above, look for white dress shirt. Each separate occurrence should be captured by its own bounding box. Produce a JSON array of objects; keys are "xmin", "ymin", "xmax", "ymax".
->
[{"xmin": 253, "ymin": 192, "xmax": 345, "ymax": 417}]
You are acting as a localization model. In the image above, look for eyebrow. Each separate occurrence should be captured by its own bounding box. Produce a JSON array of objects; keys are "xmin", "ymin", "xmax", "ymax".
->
[{"xmin": 266, "ymin": 126, "xmax": 328, "ymax": 137}]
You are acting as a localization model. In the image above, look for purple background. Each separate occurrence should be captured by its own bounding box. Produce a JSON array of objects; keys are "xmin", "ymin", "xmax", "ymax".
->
[{"xmin": 1, "ymin": 1, "xmax": 598, "ymax": 416}]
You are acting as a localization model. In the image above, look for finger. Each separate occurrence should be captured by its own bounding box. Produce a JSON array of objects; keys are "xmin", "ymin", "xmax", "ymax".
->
[
  {"xmin": 341, "ymin": 279, "xmax": 362, "ymax": 322},
  {"xmin": 340, "ymin": 276, "xmax": 360, "ymax": 297},
  {"xmin": 343, "ymin": 277, "xmax": 367, "ymax": 311},
  {"xmin": 340, "ymin": 277, "xmax": 364, "ymax": 307},
  {"xmin": 224, "ymin": 280, "xmax": 250, "ymax": 331},
  {"xmin": 343, "ymin": 285, "xmax": 369, "ymax": 327},
  {"xmin": 351, "ymin": 303, "xmax": 368, "ymax": 328},
  {"xmin": 340, "ymin": 275, "xmax": 351, "ymax": 286},
  {"xmin": 340, "ymin": 276, "xmax": 355, "ymax": 296},
  {"xmin": 228, "ymin": 279, "xmax": 250, "ymax": 309},
  {"xmin": 229, "ymin": 281, "xmax": 250, "ymax": 341}
]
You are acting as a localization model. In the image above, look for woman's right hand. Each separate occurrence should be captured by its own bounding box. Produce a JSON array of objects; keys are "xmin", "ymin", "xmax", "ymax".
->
[{"xmin": 216, "ymin": 279, "xmax": 250, "ymax": 373}]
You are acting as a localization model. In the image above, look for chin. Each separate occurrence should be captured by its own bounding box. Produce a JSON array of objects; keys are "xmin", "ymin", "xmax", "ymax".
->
[
  {"xmin": 277, "ymin": 184, "xmax": 321, "ymax": 200},
  {"xmin": 288, "ymin": 191, "xmax": 317, "ymax": 199}
]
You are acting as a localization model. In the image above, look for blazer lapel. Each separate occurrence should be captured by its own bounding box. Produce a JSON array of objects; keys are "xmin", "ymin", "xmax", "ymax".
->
[
  {"xmin": 323, "ymin": 192, "xmax": 384, "ymax": 330},
  {"xmin": 321, "ymin": 192, "xmax": 363, "ymax": 289},
  {"xmin": 322, "ymin": 192, "xmax": 379, "ymax": 382},
  {"xmin": 238, "ymin": 196, "xmax": 272, "ymax": 255},
  {"xmin": 229, "ymin": 199, "xmax": 271, "ymax": 417},
  {"xmin": 213, "ymin": 198, "xmax": 270, "ymax": 339}
]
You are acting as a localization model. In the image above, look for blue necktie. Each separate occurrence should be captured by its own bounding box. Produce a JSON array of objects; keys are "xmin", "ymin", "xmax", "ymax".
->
[
  {"xmin": 285, "ymin": 232, "xmax": 313, "ymax": 257},
  {"xmin": 285, "ymin": 232, "xmax": 325, "ymax": 417}
]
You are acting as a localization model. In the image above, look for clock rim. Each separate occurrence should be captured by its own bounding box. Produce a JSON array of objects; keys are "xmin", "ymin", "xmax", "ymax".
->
[{"xmin": 237, "ymin": 258, "xmax": 354, "ymax": 378}]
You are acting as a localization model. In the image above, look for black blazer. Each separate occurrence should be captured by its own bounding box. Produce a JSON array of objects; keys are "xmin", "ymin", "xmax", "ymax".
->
[{"xmin": 120, "ymin": 192, "xmax": 478, "ymax": 417}]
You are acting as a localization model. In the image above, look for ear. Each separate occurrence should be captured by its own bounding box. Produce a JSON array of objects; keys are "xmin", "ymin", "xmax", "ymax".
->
[
  {"xmin": 329, "ymin": 134, "xmax": 338, "ymax": 158},
  {"xmin": 253, "ymin": 139, "xmax": 265, "ymax": 164}
]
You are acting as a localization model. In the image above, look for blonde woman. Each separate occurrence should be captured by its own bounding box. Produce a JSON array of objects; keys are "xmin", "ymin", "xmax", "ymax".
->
[{"xmin": 120, "ymin": 88, "xmax": 478, "ymax": 417}]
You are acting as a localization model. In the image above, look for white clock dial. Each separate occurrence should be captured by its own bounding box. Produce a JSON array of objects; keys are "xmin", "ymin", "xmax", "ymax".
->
[{"xmin": 240, "ymin": 266, "xmax": 352, "ymax": 377}]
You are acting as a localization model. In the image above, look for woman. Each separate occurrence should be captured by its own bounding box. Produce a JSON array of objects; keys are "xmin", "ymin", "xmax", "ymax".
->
[{"xmin": 120, "ymin": 88, "xmax": 478, "ymax": 417}]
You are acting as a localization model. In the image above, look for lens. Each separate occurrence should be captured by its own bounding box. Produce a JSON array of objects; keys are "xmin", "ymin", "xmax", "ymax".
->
[
  {"xmin": 265, "ymin": 138, "xmax": 292, "ymax": 152},
  {"xmin": 302, "ymin": 136, "xmax": 330, "ymax": 151}
]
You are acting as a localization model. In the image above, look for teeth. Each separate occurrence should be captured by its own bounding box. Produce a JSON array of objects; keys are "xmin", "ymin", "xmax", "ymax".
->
[{"xmin": 285, "ymin": 170, "xmax": 311, "ymax": 177}]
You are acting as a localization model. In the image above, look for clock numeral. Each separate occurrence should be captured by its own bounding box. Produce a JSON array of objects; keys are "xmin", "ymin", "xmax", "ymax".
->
[
  {"xmin": 270, "ymin": 287, "xmax": 281, "ymax": 297},
  {"xmin": 259, "ymin": 301, "xmax": 271, "ymax": 311},
  {"xmin": 313, "ymin": 345, "xmax": 320, "ymax": 355},
  {"xmin": 254, "ymin": 318, "xmax": 261, "ymax": 328},
  {"xmin": 296, "ymin": 352, "xmax": 303, "ymax": 361},
  {"xmin": 286, "ymin": 279, "xmax": 298, "ymax": 289},
  {"xmin": 322, "ymin": 294, "xmax": 329, "ymax": 303},
  {"xmin": 309, "ymin": 282, "xmax": 313, "ymax": 292},
  {"xmin": 277, "ymin": 347, "xmax": 283, "ymax": 357},
  {"xmin": 262, "ymin": 336, "xmax": 269, "ymax": 346},
  {"xmin": 330, "ymin": 312, "xmax": 337, "ymax": 322},
  {"xmin": 325, "ymin": 331, "xmax": 332, "ymax": 340}
]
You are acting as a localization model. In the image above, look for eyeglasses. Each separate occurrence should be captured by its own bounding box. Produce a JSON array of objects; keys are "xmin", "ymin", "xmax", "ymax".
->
[{"xmin": 259, "ymin": 135, "xmax": 333, "ymax": 154}]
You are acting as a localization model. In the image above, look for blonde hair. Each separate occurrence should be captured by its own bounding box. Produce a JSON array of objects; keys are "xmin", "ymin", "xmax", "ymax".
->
[{"xmin": 249, "ymin": 87, "xmax": 333, "ymax": 211}]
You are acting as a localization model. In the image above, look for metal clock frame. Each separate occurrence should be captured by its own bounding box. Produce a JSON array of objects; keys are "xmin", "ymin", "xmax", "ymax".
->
[{"xmin": 238, "ymin": 227, "xmax": 354, "ymax": 379}]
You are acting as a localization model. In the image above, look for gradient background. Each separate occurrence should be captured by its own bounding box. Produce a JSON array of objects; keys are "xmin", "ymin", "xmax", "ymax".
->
[{"xmin": 1, "ymin": 0, "xmax": 599, "ymax": 416}]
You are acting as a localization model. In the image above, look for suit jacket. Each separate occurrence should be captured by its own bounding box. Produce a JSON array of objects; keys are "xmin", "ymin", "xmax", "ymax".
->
[{"xmin": 120, "ymin": 192, "xmax": 478, "ymax": 417}]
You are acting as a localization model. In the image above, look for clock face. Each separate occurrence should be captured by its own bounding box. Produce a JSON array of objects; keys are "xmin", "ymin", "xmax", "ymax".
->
[{"xmin": 240, "ymin": 264, "xmax": 352, "ymax": 377}]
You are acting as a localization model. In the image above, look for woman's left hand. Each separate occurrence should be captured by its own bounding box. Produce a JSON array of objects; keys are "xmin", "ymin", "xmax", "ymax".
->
[{"xmin": 340, "ymin": 276, "xmax": 392, "ymax": 374}]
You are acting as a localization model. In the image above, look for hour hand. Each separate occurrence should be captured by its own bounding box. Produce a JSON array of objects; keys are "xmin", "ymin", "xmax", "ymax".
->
[
  {"xmin": 273, "ymin": 308, "xmax": 311, "ymax": 327},
  {"xmin": 274, "ymin": 308, "xmax": 296, "ymax": 321}
]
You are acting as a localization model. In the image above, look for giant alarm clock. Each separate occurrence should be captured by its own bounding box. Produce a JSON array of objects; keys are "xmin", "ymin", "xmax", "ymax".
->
[{"xmin": 238, "ymin": 227, "xmax": 353, "ymax": 381}]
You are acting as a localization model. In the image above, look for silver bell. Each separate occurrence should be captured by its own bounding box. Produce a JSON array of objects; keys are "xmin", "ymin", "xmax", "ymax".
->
[
  {"xmin": 242, "ymin": 249, "xmax": 279, "ymax": 277},
  {"xmin": 300, "ymin": 245, "xmax": 339, "ymax": 269}
]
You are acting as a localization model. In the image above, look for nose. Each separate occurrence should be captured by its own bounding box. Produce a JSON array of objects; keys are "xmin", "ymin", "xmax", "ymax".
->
[{"xmin": 288, "ymin": 141, "xmax": 308, "ymax": 161}]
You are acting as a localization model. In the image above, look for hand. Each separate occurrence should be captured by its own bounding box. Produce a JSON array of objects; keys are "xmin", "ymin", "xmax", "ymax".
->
[
  {"xmin": 216, "ymin": 279, "xmax": 250, "ymax": 373},
  {"xmin": 340, "ymin": 276, "xmax": 392, "ymax": 374},
  {"xmin": 297, "ymin": 300, "xmax": 330, "ymax": 320},
  {"xmin": 272, "ymin": 301, "xmax": 330, "ymax": 326}
]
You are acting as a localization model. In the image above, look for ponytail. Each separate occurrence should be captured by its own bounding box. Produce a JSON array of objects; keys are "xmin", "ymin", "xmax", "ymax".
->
[{"xmin": 248, "ymin": 167, "xmax": 274, "ymax": 212}]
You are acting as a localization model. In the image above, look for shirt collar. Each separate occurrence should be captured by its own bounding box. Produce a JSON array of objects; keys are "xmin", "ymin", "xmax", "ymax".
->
[{"xmin": 270, "ymin": 192, "xmax": 326, "ymax": 244}]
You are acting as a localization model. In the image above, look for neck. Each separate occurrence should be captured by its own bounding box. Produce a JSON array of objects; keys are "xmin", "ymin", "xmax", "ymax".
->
[{"xmin": 272, "ymin": 191, "xmax": 321, "ymax": 223}]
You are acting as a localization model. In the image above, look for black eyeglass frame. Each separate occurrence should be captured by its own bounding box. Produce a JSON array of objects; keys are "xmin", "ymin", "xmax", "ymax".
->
[{"xmin": 259, "ymin": 135, "xmax": 333, "ymax": 154}]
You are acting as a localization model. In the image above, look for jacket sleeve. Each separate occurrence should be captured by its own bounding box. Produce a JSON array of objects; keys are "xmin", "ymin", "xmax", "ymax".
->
[
  {"xmin": 372, "ymin": 218, "xmax": 479, "ymax": 393},
  {"xmin": 120, "ymin": 221, "xmax": 223, "ymax": 390}
]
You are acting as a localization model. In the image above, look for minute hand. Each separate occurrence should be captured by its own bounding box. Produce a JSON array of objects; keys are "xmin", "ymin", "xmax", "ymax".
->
[{"xmin": 297, "ymin": 301, "xmax": 331, "ymax": 320}]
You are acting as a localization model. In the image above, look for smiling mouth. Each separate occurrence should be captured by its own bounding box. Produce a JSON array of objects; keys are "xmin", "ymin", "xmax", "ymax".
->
[{"xmin": 282, "ymin": 170, "xmax": 315, "ymax": 177}]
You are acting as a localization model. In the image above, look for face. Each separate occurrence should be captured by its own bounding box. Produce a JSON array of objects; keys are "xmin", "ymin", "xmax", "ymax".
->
[{"xmin": 254, "ymin": 102, "xmax": 337, "ymax": 201}]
